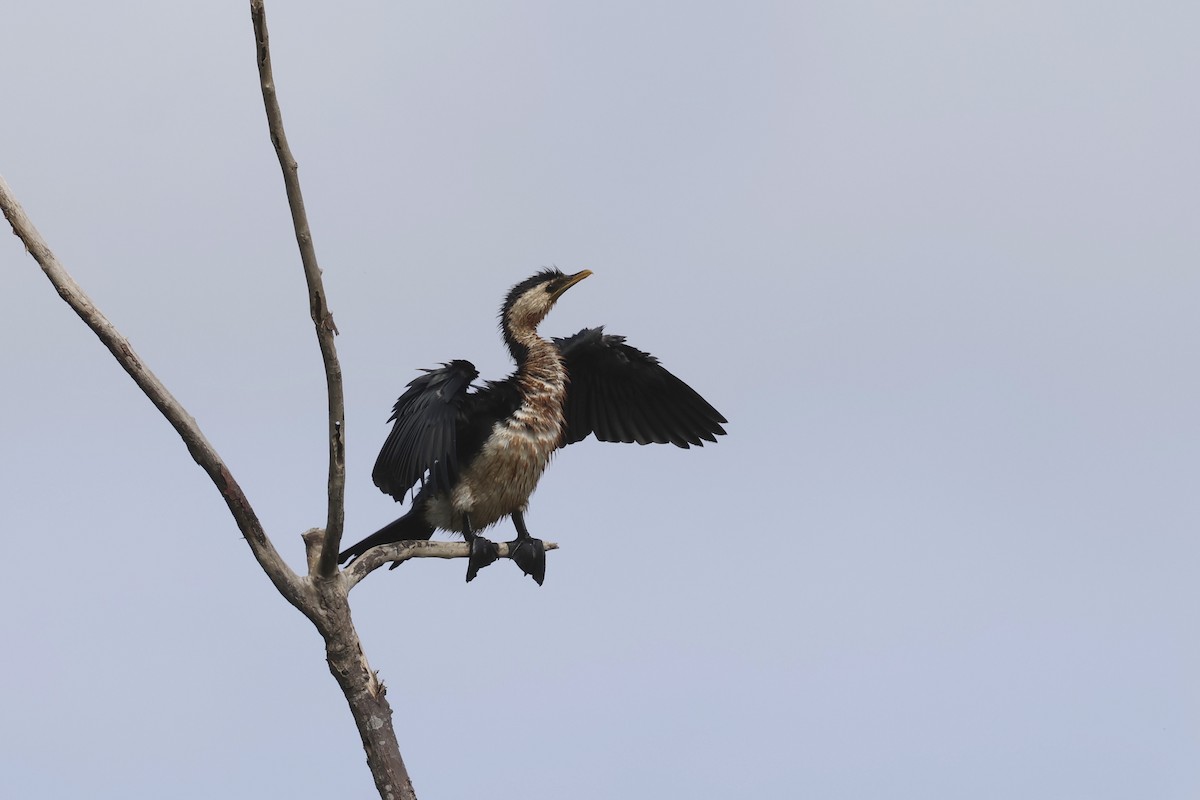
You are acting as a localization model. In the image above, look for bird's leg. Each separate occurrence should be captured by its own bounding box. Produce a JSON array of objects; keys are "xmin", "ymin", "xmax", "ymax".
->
[
  {"xmin": 463, "ymin": 513, "xmax": 500, "ymax": 583},
  {"xmin": 506, "ymin": 510, "xmax": 547, "ymax": 586}
]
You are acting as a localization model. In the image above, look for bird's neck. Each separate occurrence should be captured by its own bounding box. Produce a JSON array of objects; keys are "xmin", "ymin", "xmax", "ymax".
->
[
  {"xmin": 502, "ymin": 326, "xmax": 565, "ymax": 438},
  {"xmin": 506, "ymin": 323, "xmax": 562, "ymax": 386}
]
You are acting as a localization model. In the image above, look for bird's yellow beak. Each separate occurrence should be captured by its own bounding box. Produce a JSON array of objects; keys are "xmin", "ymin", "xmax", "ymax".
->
[{"xmin": 550, "ymin": 269, "xmax": 592, "ymax": 302}]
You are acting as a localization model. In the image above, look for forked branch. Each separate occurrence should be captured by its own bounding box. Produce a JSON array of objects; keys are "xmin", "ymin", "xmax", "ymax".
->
[{"xmin": 2, "ymin": 4, "xmax": 428, "ymax": 797}]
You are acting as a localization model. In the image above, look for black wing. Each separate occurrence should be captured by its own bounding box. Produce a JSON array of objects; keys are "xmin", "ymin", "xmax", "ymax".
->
[
  {"xmin": 372, "ymin": 360, "xmax": 478, "ymax": 501},
  {"xmin": 554, "ymin": 327, "xmax": 727, "ymax": 448}
]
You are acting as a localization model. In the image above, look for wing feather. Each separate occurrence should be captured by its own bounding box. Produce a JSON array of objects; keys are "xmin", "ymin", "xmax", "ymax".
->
[
  {"xmin": 554, "ymin": 327, "xmax": 727, "ymax": 449},
  {"xmin": 371, "ymin": 360, "xmax": 479, "ymax": 500}
]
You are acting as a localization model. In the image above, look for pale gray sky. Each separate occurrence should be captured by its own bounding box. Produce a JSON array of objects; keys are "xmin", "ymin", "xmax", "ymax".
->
[{"xmin": 3, "ymin": 2, "xmax": 1198, "ymax": 798}]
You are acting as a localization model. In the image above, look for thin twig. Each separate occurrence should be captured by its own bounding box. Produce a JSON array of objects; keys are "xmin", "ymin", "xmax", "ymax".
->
[
  {"xmin": 251, "ymin": 0, "xmax": 346, "ymax": 579},
  {"xmin": 0, "ymin": 174, "xmax": 305, "ymax": 608},
  {"xmin": 343, "ymin": 540, "xmax": 561, "ymax": 590}
]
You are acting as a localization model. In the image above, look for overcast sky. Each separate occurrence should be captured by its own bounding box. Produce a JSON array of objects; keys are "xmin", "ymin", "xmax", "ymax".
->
[{"xmin": 2, "ymin": 2, "xmax": 1198, "ymax": 798}]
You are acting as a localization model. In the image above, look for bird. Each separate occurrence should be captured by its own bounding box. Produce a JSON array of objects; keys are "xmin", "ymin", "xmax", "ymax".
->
[{"xmin": 338, "ymin": 268, "xmax": 727, "ymax": 584}]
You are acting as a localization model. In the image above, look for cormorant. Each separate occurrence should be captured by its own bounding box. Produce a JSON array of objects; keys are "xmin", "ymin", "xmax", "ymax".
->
[{"xmin": 338, "ymin": 268, "xmax": 726, "ymax": 584}]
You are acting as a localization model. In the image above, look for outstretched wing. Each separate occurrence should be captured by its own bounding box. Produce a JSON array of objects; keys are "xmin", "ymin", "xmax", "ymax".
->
[
  {"xmin": 554, "ymin": 327, "xmax": 727, "ymax": 448},
  {"xmin": 372, "ymin": 360, "xmax": 478, "ymax": 500}
]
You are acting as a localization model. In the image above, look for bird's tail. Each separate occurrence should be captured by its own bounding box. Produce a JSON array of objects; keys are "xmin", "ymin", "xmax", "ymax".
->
[{"xmin": 338, "ymin": 509, "xmax": 435, "ymax": 564}]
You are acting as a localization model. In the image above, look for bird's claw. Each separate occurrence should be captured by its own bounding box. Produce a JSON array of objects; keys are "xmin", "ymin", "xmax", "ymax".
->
[
  {"xmin": 466, "ymin": 537, "xmax": 501, "ymax": 582},
  {"xmin": 507, "ymin": 537, "xmax": 546, "ymax": 586}
]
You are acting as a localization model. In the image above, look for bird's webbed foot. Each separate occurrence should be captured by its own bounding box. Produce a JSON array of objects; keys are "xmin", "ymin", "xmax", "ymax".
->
[
  {"xmin": 507, "ymin": 510, "xmax": 546, "ymax": 585},
  {"xmin": 460, "ymin": 514, "xmax": 503, "ymax": 582},
  {"xmin": 506, "ymin": 537, "xmax": 546, "ymax": 586},
  {"xmin": 465, "ymin": 534, "xmax": 501, "ymax": 583}
]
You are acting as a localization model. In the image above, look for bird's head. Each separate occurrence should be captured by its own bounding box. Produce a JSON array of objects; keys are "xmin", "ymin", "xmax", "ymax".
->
[{"xmin": 500, "ymin": 268, "xmax": 592, "ymax": 350}]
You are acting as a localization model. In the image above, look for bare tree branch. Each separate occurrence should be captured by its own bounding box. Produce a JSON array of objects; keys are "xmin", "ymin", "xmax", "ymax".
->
[
  {"xmin": 4, "ymin": 6, "xmax": 489, "ymax": 796},
  {"xmin": 251, "ymin": 0, "xmax": 346, "ymax": 579},
  {"xmin": 245, "ymin": 5, "xmax": 418, "ymax": 796},
  {"xmin": 344, "ymin": 540, "xmax": 562, "ymax": 591},
  {"xmin": 3, "ymin": 163, "xmax": 418, "ymax": 800},
  {"xmin": 0, "ymin": 173, "xmax": 306, "ymax": 609}
]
